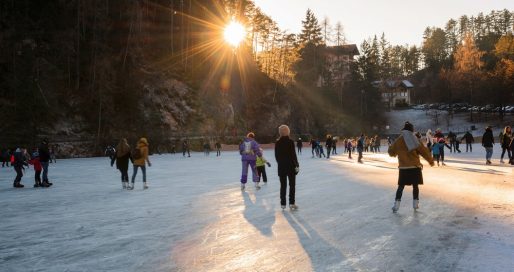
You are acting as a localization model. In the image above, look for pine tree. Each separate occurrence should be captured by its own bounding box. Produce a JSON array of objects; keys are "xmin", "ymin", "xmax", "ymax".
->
[{"xmin": 299, "ymin": 9, "xmax": 323, "ymax": 46}]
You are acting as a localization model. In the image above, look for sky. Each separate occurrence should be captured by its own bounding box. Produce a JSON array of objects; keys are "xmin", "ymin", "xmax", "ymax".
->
[{"xmin": 252, "ymin": 0, "xmax": 514, "ymax": 46}]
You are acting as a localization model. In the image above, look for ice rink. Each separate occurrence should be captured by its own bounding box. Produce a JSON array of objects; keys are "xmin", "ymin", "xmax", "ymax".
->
[{"xmin": 1, "ymin": 144, "xmax": 513, "ymax": 271}]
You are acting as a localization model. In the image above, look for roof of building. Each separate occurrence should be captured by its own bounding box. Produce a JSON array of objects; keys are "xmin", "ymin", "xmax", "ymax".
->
[
  {"xmin": 325, "ymin": 44, "xmax": 360, "ymax": 56},
  {"xmin": 372, "ymin": 79, "xmax": 414, "ymax": 89}
]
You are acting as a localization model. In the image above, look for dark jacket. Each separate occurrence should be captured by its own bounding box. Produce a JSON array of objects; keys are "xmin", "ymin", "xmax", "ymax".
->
[
  {"xmin": 501, "ymin": 133, "xmax": 512, "ymax": 149},
  {"xmin": 482, "ymin": 129, "xmax": 494, "ymax": 147},
  {"xmin": 111, "ymin": 151, "xmax": 133, "ymax": 171},
  {"xmin": 275, "ymin": 136, "xmax": 299, "ymax": 176},
  {"xmin": 39, "ymin": 143, "xmax": 50, "ymax": 162},
  {"xmin": 12, "ymin": 150, "xmax": 28, "ymax": 168},
  {"xmin": 462, "ymin": 132, "xmax": 474, "ymax": 144},
  {"xmin": 325, "ymin": 137, "xmax": 333, "ymax": 148}
]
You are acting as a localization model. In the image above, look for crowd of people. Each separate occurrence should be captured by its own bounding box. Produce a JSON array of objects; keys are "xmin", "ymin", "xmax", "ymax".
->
[
  {"xmin": 4, "ymin": 123, "xmax": 513, "ymax": 215},
  {"xmin": 2, "ymin": 140, "xmax": 54, "ymax": 188}
]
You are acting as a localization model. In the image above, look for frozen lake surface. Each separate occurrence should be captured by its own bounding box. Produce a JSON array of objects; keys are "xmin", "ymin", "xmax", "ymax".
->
[{"xmin": 1, "ymin": 144, "xmax": 513, "ymax": 271}]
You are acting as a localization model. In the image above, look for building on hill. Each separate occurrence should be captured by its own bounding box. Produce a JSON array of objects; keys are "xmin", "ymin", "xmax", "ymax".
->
[
  {"xmin": 372, "ymin": 79, "xmax": 414, "ymax": 109},
  {"xmin": 317, "ymin": 44, "xmax": 360, "ymax": 88}
]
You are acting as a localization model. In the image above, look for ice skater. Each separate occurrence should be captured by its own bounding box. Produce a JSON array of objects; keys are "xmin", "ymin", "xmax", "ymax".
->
[
  {"xmin": 182, "ymin": 139, "xmax": 191, "ymax": 157},
  {"xmin": 12, "ymin": 148, "xmax": 28, "ymax": 188},
  {"xmin": 29, "ymin": 151, "xmax": 43, "ymax": 187},
  {"xmin": 482, "ymin": 126, "xmax": 494, "ymax": 165},
  {"xmin": 347, "ymin": 139, "xmax": 353, "ymax": 159},
  {"xmin": 461, "ymin": 131, "xmax": 474, "ymax": 152},
  {"xmin": 239, "ymin": 132, "xmax": 263, "ymax": 191},
  {"xmin": 111, "ymin": 138, "xmax": 133, "ymax": 189},
  {"xmin": 296, "ymin": 138, "xmax": 303, "ymax": 154},
  {"xmin": 500, "ymin": 126, "xmax": 511, "ymax": 163},
  {"xmin": 357, "ymin": 134, "xmax": 365, "ymax": 163},
  {"xmin": 131, "ymin": 138, "xmax": 152, "ymax": 190},
  {"xmin": 275, "ymin": 125, "xmax": 299, "ymax": 210},
  {"xmin": 215, "ymin": 141, "xmax": 221, "ymax": 156},
  {"xmin": 388, "ymin": 122, "xmax": 434, "ymax": 213},
  {"xmin": 39, "ymin": 139, "xmax": 53, "ymax": 187},
  {"xmin": 256, "ymin": 148, "xmax": 271, "ymax": 183},
  {"xmin": 431, "ymin": 140, "xmax": 441, "ymax": 166}
]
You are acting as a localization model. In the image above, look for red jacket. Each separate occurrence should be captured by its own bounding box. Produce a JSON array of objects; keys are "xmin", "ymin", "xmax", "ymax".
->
[{"xmin": 29, "ymin": 157, "xmax": 42, "ymax": 171}]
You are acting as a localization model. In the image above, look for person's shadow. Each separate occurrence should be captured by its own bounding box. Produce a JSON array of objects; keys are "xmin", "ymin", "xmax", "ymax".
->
[
  {"xmin": 283, "ymin": 212, "xmax": 354, "ymax": 271},
  {"xmin": 242, "ymin": 191, "xmax": 276, "ymax": 237}
]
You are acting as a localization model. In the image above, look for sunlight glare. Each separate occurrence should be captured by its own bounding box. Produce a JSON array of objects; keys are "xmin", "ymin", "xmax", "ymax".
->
[{"xmin": 224, "ymin": 21, "xmax": 246, "ymax": 47}]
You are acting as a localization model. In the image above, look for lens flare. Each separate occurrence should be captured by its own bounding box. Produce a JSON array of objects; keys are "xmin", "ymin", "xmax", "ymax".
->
[{"xmin": 224, "ymin": 21, "xmax": 246, "ymax": 47}]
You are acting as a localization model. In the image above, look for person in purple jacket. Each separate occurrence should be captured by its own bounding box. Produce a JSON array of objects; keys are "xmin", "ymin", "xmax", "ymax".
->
[{"xmin": 239, "ymin": 132, "xmax": 263, "ymax": 191}]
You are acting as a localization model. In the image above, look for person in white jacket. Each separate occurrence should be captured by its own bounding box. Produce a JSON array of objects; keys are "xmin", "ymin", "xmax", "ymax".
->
[{"xmin": 425, "ymin": 129, "xmax": 434, "ymax": 149}]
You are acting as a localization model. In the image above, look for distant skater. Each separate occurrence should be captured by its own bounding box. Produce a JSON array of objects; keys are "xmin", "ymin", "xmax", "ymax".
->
[
  {"xmin": 182, "ymin": 140, "xmax": 191, "ymax": 157},
  {"xmin": 111, "ymin": 138, "xmax": 133, "ymax": 190},
  {"xmin": 461, "ymin": 131, "xmax": 474, "ymax": 152},
  {"xmin": 482, "ymin": 126, "xmax": 494, "ymax": 165},
  {"xmin": 275, "ymin": 125, "xmax": 299, "ymax": 210},
  {"xmin": 357, "ymin": 134, "xmax": 365, "ymax": 163},
  {"xmin": 12, "ymin": 148, "xmax": 28, "ymax": 188},
  {"xmin": 388, "ymin": 122, "xmax": 434, "ymax": 213},
  {"xmin": 215, "ymin": 141, "xmax": 221, "ymax": 157},
  {"xmin": 29, "ymin": 151, "xmax": 43, "ymax": 187},
  {"xmin": 296, "ymin": 138, "xmax": 303, "ymax": 154}
]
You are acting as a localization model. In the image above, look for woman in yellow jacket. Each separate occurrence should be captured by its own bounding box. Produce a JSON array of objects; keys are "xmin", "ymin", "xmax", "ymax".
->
[
  {"xmin": 388, "ymin": 122, "xmax": 434, "ymax": 213},
  {"xmin": 130, "ymin": 138, "xmax": 152, "ymax": 190}
]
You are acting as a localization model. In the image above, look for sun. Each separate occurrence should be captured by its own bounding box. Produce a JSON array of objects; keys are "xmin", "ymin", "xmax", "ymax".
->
[{"xmin": 224, "ymin": 21, "xmax": 246, "ymax": 47}]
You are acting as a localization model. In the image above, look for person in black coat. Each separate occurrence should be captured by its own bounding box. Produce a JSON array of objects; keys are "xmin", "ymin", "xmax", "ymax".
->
[
  {"xmin": 12, "ymin": 148, "xmax": 28, "ymax": 188},
  {"xmin": 111, "ymin": 138, "xmax": 133, "ymax": 189},
  {"xmin": 482, "ymin": 126, "xmax": 495, "ymax": 165},
  {"xmin": 275, "ymin": 125, "xmax": 299, "ymax": 210},
  {"xmin": 461, "ymin": 131, "xmax": 474, "ymax": 152},
  {"xmin": 325, "ymin": 135, "xmax": 333, "ymax": 159},
  {"xmin": 38, "ymin": 139, "xmax": 53, "ymax": 187}
]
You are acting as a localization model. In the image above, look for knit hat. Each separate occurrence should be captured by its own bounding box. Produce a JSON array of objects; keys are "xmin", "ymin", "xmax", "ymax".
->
[
  {"xmin": 247, "ymin": 132, "xmax": 255, "ymax": 138},
  {"xmin": 403, "ymin": 121, "xmax": 414, "ymax": 132}
]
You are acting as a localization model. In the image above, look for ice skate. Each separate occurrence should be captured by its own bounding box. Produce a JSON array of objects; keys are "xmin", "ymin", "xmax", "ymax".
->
[
  {"xmin": 500, "ymin": 159, "xmax": 505, "ymax": 164},
  {"xmin": 241, "ymin": 183, "xmax": 245, "ymax": 191},
  {"xmin": 13, "ymin": 183, "xmax": 24, "ymax": 188},
  {"xmin": 143, "ymin": 182, "xmax": 148, "ymax": 189},
  {"xmin": 254, "ymin": 182, "xmax": 261, "ymax": 190},
  {"xmin": 413, "ymin": 199, "xmax": 419, "ymax": 210},
  {"xmin": 127, "ymin": 183, "xmax": 134, "ymax": 190},
  {"xmin": 290, "ymin": 204, "xmax": 298, "ymax": 211},
  {"xmin": 122, "ymin": 182, "xmax": 127, "ymax": 189},
  {"xmin": 392, "ymin": 200, "xmax": 401, "ymax": 213},
  {"xmin": 441, "ymin": 162, "xmax": 446, "ymax": 166},
  {"xmin": 281, "ymin": 205, "xmax": 286, "ymax": 210}
]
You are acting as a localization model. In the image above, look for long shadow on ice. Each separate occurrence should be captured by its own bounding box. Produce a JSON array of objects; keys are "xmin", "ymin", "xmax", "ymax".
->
[
  {"xmin": 242, "ymin": 191, "xmax": 275, "ymax": 237},
  {"xmin": 284, "ymin": 212, "xmax": 355, "ymax": 271}
]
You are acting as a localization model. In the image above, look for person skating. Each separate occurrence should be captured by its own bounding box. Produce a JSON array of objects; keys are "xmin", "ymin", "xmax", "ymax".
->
[
  {"xmin": 29, "ymin": 151, "xmax": 43, "ymax": 187},
  {"xmin": 130, "ymin": 138, "xmax": 152, "ymax": 189},
  {"xmin": 239, "ymin": 132, "xmax": 263, "ymax": 191},
  {"xmin": 2, "ymin": 149, "xmax": 11, "ymax": 167},
  {"xmin": 296, "ymin": 138, "xmax": 303, "ymax": 154},
  {"xmin": 11, "ymin": 148, "xmax": 29, "ymax": 188},
  {"xmin": 431, "ymin": 141, "xmax": 441, "ymax": 166},
  {"xmin": 182, "ymin": 140, "xmax": 190, "ymax": 157},
  {"xmin": 38, "ymin": 139, "xmax": 53, "ymax": 187},
  {"xmin": 448, "ymin": 131, "xmax": 459, "ymax": 153},
  {"xmin": 105, "ymin": 145, "xmax": 116, "ymax": 161},
  {"xmin": 111, "ymin": 138, "xmax": 133, "ymax": 189},
  {"xmin": 325, "ymin": 135, "xmax": 333, "ymax": 159},
  {"xmin": 500, "ymin": 126, "xmax": 512, "ymax": 163},
  {"xmin": 215, "ymin": 141, "xmax": 221, "ymax": 156},
  {"xmin": 12, "ymin": 148, "xmax": 28, "ymax": 188},
  {"xmin": 461, "ymin": 131, "xmax": 474, "ymax": 152},
  {"xmin": 310, "ymin": 138, "xmax": 317, "ymax": 158},
  {"xmin": 357, "ymin": 134, "xmax": 365, "ymax": 163},
  {"xmin": 275, "ymin": 125, "xmax": 299, "ymax": 210},
  {"xmin": 388, "ymin": 122, "xmax": 434, "ymax": 213},
  {"xmin": 318, "ymin": 140, "xmax": 326, "ymax": 158},
  {"xmin": 332, "ymin": 137, "xmax": 338, "ymax": 154},
  {"xmin": 482, "ymin": 126, "xmax": 495, "ymax": 165},
  {"xmin": 256, "ymin": 148, "xmax": 271, "ymax": 183},
  {"xmin": 347, "ymin": 139, "xmax": 353, "ymax": 159},
  {"xmin": 203, "ymin": 142, "xmax": 211, "ymax": 156}
]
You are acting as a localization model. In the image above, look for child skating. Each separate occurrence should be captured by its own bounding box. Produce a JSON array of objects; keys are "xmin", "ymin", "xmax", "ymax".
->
[
  {"xmin": 29, "ymin": 151, "xmax": 44, "ymax": 187},
  {"xmin": 256, "ymin": 148, "xmax": 271, "ymax": 183}
]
